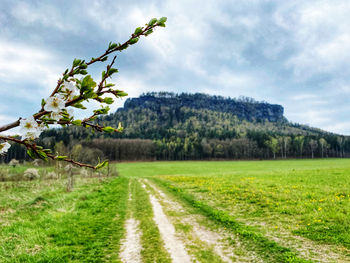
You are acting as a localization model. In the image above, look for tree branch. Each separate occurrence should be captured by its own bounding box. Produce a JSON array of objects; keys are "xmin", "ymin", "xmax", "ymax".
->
[
  {"xmin": 0, "ymin": 17, "xmax": 167, "ymax": 168},
  {"xmin": 0, "ymin": 119, "xmax": 21, "ymax": 133},
  {"xmin": 0, "ymin": 135, "xmax": 96, "ymax": 169}
]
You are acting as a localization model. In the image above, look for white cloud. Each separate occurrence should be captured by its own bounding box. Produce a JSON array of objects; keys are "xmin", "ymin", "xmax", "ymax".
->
[
  {"xmin": 0, "ymin": 41, "xmax": 61, "ymax": 98},
  {"xmin": 10, "ymin": 1, "xmax": 73, "ymax": 31},
  {"xmin": 276, "ymin": 1, "xmax": 350, "ymax": 79},
  {"xmin": 285, "ymin": 107, "xmax": 335, "ymax": 135},
  {"xmin": 0, "ymin": 114, "xmax": 17, "ymax": 125},
  {"xmin": 323, "ymin": 122, "xmax": 350, "ymax": 135}
]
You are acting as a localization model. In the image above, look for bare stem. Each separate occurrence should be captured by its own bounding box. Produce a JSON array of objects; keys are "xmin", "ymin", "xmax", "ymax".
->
[{"xmin": 97, "ymin": 56, "xmax": 117, "ymax": 93}]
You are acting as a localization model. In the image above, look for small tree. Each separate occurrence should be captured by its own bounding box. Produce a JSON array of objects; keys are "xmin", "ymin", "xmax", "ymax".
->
[
  {"xmin": 0, "ymin": 17, "xmax": 167, "ymax": 169},
  {"xmin": 265, "ymin": 137, "xmax": 279, "ymax": 159},
  {"xmin": 283, "ymin": 136, "xmax": 291, "ymax": 158},
  {"xmin": 309, "ymin": 139, "xmax": 318, "ymax": 159},
  {"xmin": 294, "ymin": 136, "xmax": 305, "ymax": 158},
  {"xmin": 319, "ymin": 138, "xmax": 327, "ymax": 158}
]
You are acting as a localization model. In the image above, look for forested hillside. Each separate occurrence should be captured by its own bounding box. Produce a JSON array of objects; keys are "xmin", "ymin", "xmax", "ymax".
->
[{"xmin": 4, "ymin": 92, "xmax": 350, "ymax": 162}]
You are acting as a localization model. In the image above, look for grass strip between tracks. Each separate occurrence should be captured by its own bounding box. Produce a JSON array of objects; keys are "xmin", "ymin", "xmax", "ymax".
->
[{"xmin": 131, "ymin": 179, "xmax": 171, "ymax": 263}]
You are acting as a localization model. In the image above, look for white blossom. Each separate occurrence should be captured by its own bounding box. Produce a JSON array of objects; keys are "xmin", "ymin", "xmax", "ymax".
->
[
  {"xmin": 38, "ymin": 123, "xmax": 46, "ymax": 132},
  {"xmin": 50, "ymin": 112, "xmax": 61, "ymax": 121},
  {"xmin": 19, "ymin": 116, "xmax": 42, "ymax": 140},
  {"xmin": 0, "ymin": 142, "xmax": 11, "ymax": 154},
  {"xmin": 19, "ymin": 116, "xmax": 38, "ymax": 133},
  {"xmin": 22, "ymin": 130, "xmax": 42, "ymax": 140},
  {"xmin": 44, "ymin": 94, "xmax": 65, "ymax": 113},
  {"xmin": 61, "ymin": 81, "xmax": 78, "ymax": 100}
]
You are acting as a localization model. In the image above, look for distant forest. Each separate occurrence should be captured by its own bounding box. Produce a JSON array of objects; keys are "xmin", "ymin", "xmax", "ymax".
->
[{"xmin": 3, "ymin": 92, "xmax": 350, "ymax": 163}]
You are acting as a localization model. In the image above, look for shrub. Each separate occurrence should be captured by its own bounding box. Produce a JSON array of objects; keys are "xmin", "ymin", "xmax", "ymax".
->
[
  {"xmin": 9, "ymin": 159, "xmax": 19, "ymax": 167},
  {"xmin": 47, "ymin": 171, "xmax": 58, "ymax": 179},
  {"xmin": 23, "ymin": 168, "xmax": 40, "ymax": 180}
]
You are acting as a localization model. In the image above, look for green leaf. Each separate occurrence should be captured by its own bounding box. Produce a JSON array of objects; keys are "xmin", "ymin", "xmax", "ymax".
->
[
  {"xmin": 81, "ymin": 75, "xmax": 96, "ymax": 92},
  {"xmin": 72, "ymin": 120, "xmax": 82, "ymax": 126},
  {"xmin": 134, "ymin": 27, "xmax": 143, "ymax": 35},
  {"xmin": 129, "ymin": 38, "xmax": 139, "ymax": 45},
  {"xmin": 95, "ymin": 160, "xmax": 109, "ymax": 170},
  {"xmin": 79, "ymin": 69, "xmax": 88, "ymax": 75},
  {"xmin": 102, "ymin": 126, "xmax": 116, "ymax": 133},
  {"xmin": 79, "ymin": 63, "xmax": 87, "ymax": 69},
  {"xmin": 103, "ymin": 97, "xmax": 114, "ymax": 104},
  {"xmin": 105, "ymin": 83, "xmax": 115, "ymax": 88},
  {"xmin": 107, "ymin": 68, "xmax": 119, "ymax": 76},
  {"xmin": 72, "ymin": 102, "xmax": 87, "ymax": 109},
  {"xmin": 37, "ymin": 150, "xmax": 48, "ymax": 161},
  {"xmin": 119, "ymin": 44, "xmax": 129, "ymax": 51},
  {"xmin": 43, "ymin": 149, "xmax": 52, "ymax": 154},
  {"xmin": 145, "ymin": 29, "xmax": 153, "ymax": 36},
  {"xmin": 148, "ymin": 18, "xmax": 158, "ymax": 26},
  {"xmin": 56, "ymin": 156, "xmax": 68, "ymax": 161},
  {"xmin": 41, "ymin": 98, "xmax": 46, "ymax": 107},
  {"xmin": 27, "ymin": 149, "xmax": 37, "ymax": 160},
  {"xmin": 73, "ymin": 68, "xmax": 80, "ymax": 75},
  {"xmin": 84, "ymin": 90, "xmax": 97, "ymax": 99},
  {"xmin": 116, "ymin": 90, "xmax": 128, "ymax": 97},
  {"xmin": 60, "ymin": 111, "xmax": 69, "ymax": 118},
  {"xmin": 158, "ymin": 17, "xmax": 167, "ymax": 23},
  {"xmin": 93, "ymin": 106, "xmax": 110, "ymax": 115},
  {"xmin": 101, "ymin": 56, "xmax": 108, "ymax": 62},
  {"xmin": 108, "ymin": 42, "xmax": 119, "ymax": 50},
  {"xmin": 73, "ymin": 58, "xmax": 81, "ymax": 67}
]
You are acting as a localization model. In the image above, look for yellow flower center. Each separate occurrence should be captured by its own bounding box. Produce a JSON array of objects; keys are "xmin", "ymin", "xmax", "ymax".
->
[
  {"xmin": 52, "ymin": 99, "xmax": 59, "ymax": 107},
  {"xmin": 25, "ymin": 123, "xmax": 33, "ymax": 129}
]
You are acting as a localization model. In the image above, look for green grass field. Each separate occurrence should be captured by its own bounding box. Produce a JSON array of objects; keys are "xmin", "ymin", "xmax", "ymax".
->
[
  {"xmin": 118, "ymin": 159, "xmax": 350, "ymax": 262},
  {"xmin": 1, "ymin": 159, "xmax": 350, "ymax": 262}
]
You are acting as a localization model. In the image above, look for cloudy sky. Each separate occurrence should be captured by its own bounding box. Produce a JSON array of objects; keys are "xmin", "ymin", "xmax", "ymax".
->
[{"xmin": 0, "ymin": 0, "xmax": 350, "ymax": 134}]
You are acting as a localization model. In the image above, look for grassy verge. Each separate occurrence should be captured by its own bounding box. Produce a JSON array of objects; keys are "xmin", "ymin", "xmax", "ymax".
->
[
  {"xmin": 130, "ymin": 179, "xmax": 171, "ymax": 263},
  {"xmin": 153, "ymin": 178, "xmax": 311, "ymax": 263},
  {"xmin": 0, "ymin": 176, "xmax": 128, "ymax": 262}
]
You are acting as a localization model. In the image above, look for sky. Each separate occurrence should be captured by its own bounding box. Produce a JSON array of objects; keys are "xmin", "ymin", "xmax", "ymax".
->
[{"xmin": 0, "ymin": 0, "xmax": 350, "ymax": 135}]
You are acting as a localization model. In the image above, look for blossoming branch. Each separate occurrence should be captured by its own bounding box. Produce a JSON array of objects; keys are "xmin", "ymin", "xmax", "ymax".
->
[{"xmin": 0, "ymin": 17, "xmax": 167, "ymax": 169}]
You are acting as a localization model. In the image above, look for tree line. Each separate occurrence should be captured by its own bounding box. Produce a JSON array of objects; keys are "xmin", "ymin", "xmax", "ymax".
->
[{"xmin": 2, "ymin": 93, "xmax": 349, "ymax": 163}]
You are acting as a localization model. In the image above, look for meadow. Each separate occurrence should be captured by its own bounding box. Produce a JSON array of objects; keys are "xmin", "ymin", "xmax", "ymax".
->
[{"xmin": 1, "ymin": 159, "xmax": 350, "ymax": 262}]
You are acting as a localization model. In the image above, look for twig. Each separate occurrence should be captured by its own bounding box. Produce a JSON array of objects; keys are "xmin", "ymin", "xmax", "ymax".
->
[
  {"xmin": 0, "ymin": 119, "xmax": 20, "ymax": 133},
  {"xmin": 0, "ymin": 135, "xmax": 96, "ymax": 169},
  {"xmin": 97, "ymin": 56, "xmax": 117, "ymax": 93}
]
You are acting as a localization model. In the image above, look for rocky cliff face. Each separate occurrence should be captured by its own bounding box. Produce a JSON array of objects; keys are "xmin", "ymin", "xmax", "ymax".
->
[{"xmin": 122, "ymin": 92, "xmax": 285, "ymax": 123}]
